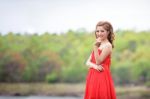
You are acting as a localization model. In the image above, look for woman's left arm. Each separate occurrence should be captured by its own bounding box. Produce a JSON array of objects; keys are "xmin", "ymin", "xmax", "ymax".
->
[{"xmin": 94, "ymin": 44, "xmax": 112, "ymax": 65}]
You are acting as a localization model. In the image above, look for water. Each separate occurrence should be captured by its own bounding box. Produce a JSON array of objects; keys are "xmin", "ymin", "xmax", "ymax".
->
[
  {"xmin": 0, "ymin": 96, "xmax": 149, "ymax": 99},
  {"xmin": 0, "ymin": 96, "xmax": 83, "ymax": 99}
]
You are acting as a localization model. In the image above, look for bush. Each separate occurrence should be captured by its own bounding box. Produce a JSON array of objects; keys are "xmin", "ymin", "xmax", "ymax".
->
[
  {"xmin": 145, "ymin": 81, "xmax": 150, "ymax": 88},
  {"xmin": 46, "ymin": 72, "xmax": 58, "ymax": 83}
]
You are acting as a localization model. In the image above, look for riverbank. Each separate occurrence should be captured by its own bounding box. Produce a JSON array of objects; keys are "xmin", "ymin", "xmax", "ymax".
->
[{"xmin": 0, "ymin": 83, "xmax": 150, "ymax": 99}]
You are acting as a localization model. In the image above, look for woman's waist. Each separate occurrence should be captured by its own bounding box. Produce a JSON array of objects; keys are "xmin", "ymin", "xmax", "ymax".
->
[
  {"xmin": 89, "ymin": 64, "xmax": 110, "ymax": 70},
  {"xmin": 90, "ymin": 62, "xmax": 110, "ymax": 67}
]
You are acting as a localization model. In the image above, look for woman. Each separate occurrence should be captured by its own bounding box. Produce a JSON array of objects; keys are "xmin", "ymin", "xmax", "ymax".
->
[{"xmin": 84, "ymin": 21, "xmax": 117, "ymax": 99}]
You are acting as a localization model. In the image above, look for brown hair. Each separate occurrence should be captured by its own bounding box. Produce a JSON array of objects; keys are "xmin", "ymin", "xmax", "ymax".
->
[{"xmin": 95, "ymin": 21, "xmax": 115, "ymax": 48}]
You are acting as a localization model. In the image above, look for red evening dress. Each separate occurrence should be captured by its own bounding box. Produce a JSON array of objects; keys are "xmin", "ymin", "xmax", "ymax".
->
[{"xmin": 84, "ymin": 49, "xmax": 116, "ymax": 99}]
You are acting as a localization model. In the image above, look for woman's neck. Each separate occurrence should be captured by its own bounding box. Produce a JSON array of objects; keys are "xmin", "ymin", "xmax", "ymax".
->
[{"xmin": 101, "ymin": 39, "xmax": 109, "ymax": 44}]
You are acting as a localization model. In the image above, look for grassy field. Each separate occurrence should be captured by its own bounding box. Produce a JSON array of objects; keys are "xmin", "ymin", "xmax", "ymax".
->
[{"xmin": 0, "ymin": 83, "xmax": 150, "ymax": 99}]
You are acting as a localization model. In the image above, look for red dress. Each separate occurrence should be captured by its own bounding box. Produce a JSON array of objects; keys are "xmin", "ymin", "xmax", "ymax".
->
[{"xmin": 84, "ymin": 49, "xmax": 116, "ymax": 99}]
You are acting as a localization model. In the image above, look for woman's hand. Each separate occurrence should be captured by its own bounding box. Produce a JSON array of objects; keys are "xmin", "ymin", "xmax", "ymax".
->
[
  {"xmin": 94, "ymin": 37, "xmax": 102, "ymax": 47},
  {"xmin": 93, "ymin": 65, "xmax": 104, "ymax": 72}
]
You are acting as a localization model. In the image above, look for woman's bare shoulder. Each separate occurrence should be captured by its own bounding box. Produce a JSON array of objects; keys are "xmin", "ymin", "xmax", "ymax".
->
[
  {"xmin": 99, "ymin": 42, "xmax": 112, "ymax": 51},
  {"xmin": 103, "ymin": 42, "xmax": 112, "ymax": 51},
  {"xmin": 106, "ymin": 42, "xmax": 112, "ymax": 47}
]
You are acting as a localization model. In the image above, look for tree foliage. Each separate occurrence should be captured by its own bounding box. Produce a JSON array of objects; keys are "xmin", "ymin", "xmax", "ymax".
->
[{"xmin": 0, "ymin": 30, "xmax": 150, "ymax": 85}]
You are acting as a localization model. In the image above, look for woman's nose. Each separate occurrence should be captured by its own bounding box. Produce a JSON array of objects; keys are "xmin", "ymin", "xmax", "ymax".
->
[{"xmin": 98, "ymin": 32, "xmax": 101, "ymax": 35}]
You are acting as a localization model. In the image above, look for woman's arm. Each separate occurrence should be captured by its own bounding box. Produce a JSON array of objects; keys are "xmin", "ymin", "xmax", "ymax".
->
[
  {"xmin": 86, "ymin": 54, "xmax": 97, "ymax": 69},
  {"xmin": 85, "ymin": 54, "xmax": 104, "ymax": 71},
  {"xmin": 94, "ymin": 43, "xmax": 112, "ymax": 65}
]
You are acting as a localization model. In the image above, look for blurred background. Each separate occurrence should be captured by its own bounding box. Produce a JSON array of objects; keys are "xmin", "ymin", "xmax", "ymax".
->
[{"xmin": 0, "ymin": 0, "xmax": 150, "ymax": 99}]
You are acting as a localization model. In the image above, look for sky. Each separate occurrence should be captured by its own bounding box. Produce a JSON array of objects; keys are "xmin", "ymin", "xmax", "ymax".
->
[{"xmin": 0, "ymin": 0, "xmax": 150, "ymax": 34}]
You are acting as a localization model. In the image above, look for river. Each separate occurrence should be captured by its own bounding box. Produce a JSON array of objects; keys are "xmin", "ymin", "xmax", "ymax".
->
[{"xmin": 0, "ymin": 96, "xmax": 83, "ymax": 99}]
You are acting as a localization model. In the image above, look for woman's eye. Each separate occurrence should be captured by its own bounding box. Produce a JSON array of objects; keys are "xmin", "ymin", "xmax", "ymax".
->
[{"xmin": 96, "ymin": 30, "xmax": 105, "ymax": 32}]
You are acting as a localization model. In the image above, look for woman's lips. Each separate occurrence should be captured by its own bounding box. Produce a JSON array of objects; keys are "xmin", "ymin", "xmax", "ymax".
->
[{"xmin": 97, "ymin": 35, "xmax": 103, "ymax": 38}]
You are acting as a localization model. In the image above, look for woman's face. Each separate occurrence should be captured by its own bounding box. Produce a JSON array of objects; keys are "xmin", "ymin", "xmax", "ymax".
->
[{"xmin": 95, "ymin": 26, "xmax": 109, "ymax": 40}]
